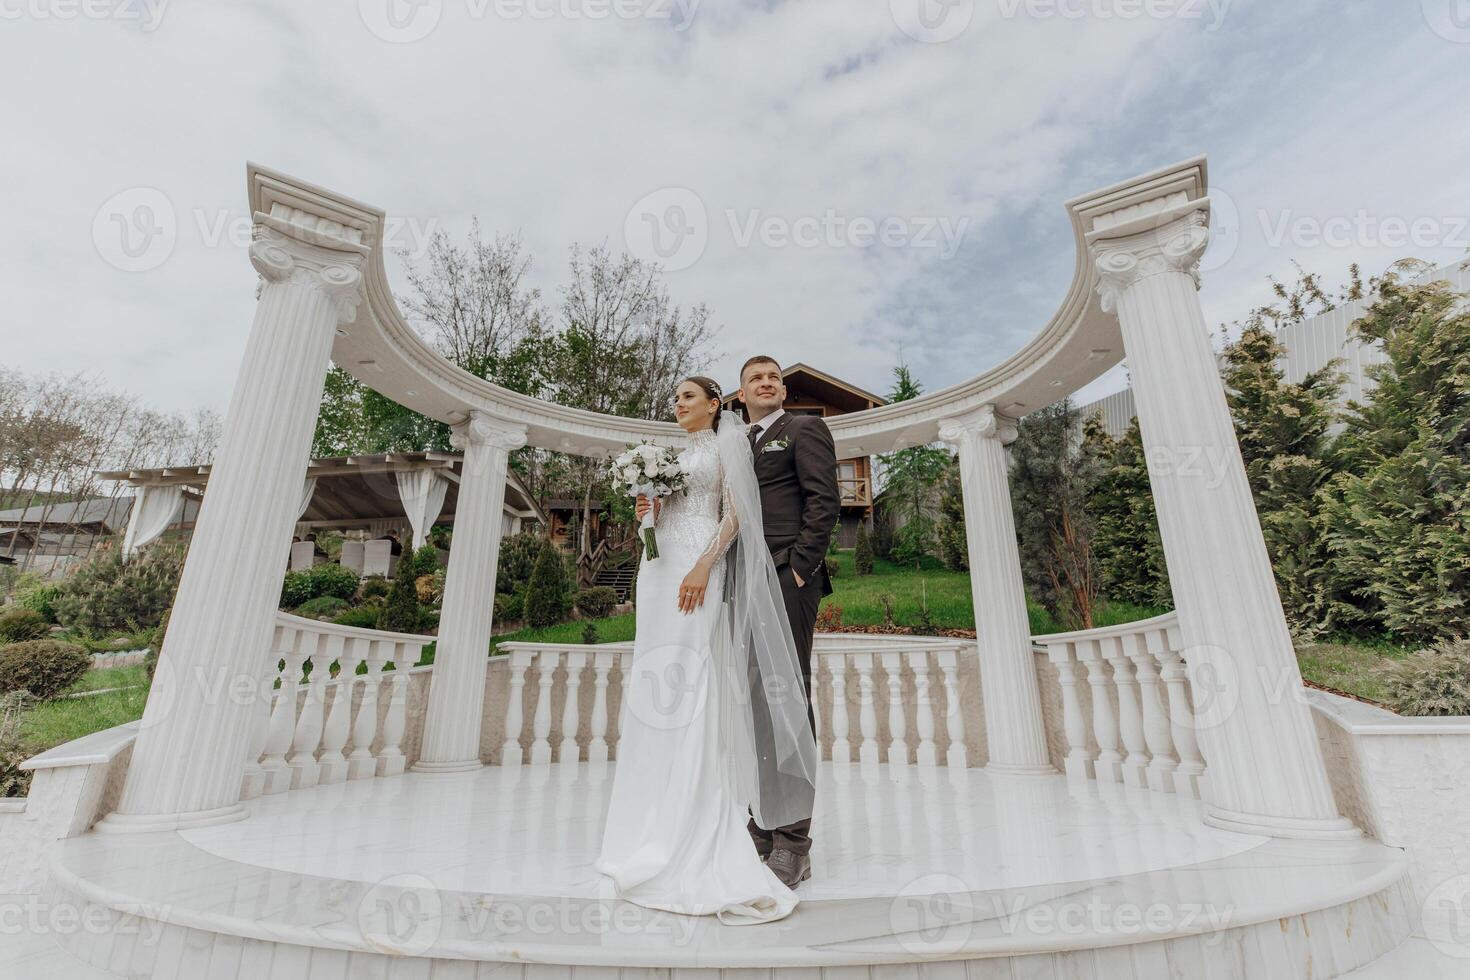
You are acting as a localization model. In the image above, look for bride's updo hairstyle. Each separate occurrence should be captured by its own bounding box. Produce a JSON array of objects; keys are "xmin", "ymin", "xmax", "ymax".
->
[{"xmin": 681, "ymin": 376, "xmax": 725, "ymax": 432}]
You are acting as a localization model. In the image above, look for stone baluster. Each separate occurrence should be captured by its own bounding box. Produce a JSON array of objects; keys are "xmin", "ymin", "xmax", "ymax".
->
[
  {"xmin": 1157, "ymin": 624, "xmax": 1207, "ymax": 799},
  {"xmin": 530, "ymin": 649, "xmax": 557, "ymax": 766},
  {"xmin": 1129, "ymin": 629, "xmax": 1179, "ymax": 794},
  {"xmin": 501, "ymin": 649, "xmax": 532, "ymax": 766},
  {"xmin": 376, "ymin": 640, "xmax": 416, "ymax": 777},
  {"xmin": 853, "ymin": 653, "xmax": 879, "ymax": 767},
  {"xmin": 828, "ymin": 653, "xmax": 851, "ymax": 764},
  {"xmin": 907, "ymin": 650, "xmax": 938, "ymax": 767},
  {"xmin": 286, "ymin": 632, "xmax": 336, "ymax": 790},
  {"xmin": 1045, "ymin": 641, "xmax": 1093, "ymax": 781},
  {"xmin": 348, "ymin": 640, "xmax": 391, "ymax": 780},
  {"xmin": 559, "ymin": 651, "xmax": 587, "ymax": 764},
  {"xmin": 881, "ymin": 652, "xmax": 909, "ymax": 766},
  {"xmin": 240, "ymin": 624, "xmax": 288, "ymax": 800},
  {"xmin": 260, "ymin": 636, "xmax": 310, "ymax": 795},
  {"xmin": 1076, "ymin": 639, "xmax": 1122, "ymax": 783},
  {"xmin": 588, "ymin": 651, "xmax": 614, "ymax": 765},
  {"xmin": 318, "ymin": 636, "xmax": 366, "ymax": 784},
  {"xmin": 938, "ymin": 646, "xmax": 969, "ymax": 768},
  {"xmin": 1103, "ymin": 635, "xmax": 1149, "ymax": 789}
]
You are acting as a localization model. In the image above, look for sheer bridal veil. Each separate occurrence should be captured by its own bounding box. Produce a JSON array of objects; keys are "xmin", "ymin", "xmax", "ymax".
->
[{"xmin": 709, "ymin": 417, "xmax": 819, "ymax": 831}]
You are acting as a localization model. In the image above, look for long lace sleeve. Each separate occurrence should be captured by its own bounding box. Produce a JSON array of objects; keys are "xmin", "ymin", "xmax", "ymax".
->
[{"xmin": 698, "ymin": 462, "xmax": 740, "ymax": 566}]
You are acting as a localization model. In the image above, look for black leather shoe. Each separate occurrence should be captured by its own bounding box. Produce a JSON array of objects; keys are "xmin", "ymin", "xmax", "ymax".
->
[{"xmin": 766, "ymin": 848, "xmax": 811, "ymax": 888}]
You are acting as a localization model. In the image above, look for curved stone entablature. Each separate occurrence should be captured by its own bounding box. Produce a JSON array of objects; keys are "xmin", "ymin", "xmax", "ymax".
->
[{"xmin": 246, "ymin": 157, "xmax": 1209, "ymax": 460}]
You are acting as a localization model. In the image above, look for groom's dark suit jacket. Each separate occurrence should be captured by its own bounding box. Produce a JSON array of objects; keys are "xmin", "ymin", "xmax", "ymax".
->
[{"xmin": 750, "ymin": 410, "xmax": 841, "ymax": 630}]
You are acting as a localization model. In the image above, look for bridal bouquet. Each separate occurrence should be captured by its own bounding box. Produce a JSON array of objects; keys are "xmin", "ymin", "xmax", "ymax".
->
[{"xmin": 609, "ymin": 443, "xmax": 686, "ymax": 559}]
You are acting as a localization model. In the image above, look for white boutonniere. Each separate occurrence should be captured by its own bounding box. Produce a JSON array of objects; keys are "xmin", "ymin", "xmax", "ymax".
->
[{"xmin": 762, "ymin": 438, "xmax": 791, "ymax": 453}]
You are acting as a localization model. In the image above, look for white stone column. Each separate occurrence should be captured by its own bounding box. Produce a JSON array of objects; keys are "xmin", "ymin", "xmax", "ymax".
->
[
  {"xmin": 1091, "ymin": 202, "xmax": 1357, "ymax": 839},
  {"xmin": 939, "ymin": 407, "xmax": 1054, "ymax": 774},
  {"xmin": 413, "ymin": 410, "xmax": 526, "ymax": 772},
  {"xmin": 98, "ymin": 216, "xmax": 365, "ymax": 833}
]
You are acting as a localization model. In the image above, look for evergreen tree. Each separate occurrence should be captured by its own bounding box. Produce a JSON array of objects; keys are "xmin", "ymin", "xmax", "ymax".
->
[
  {"xmin": 935, "ymin": 458, "xmax": 968, "ymax": 572},
  {"xmin": 877, "ymin": 364, "xmax": 950, "ymax": 567},
  {"xmin": 1220, "ymin": 319, "xmax": 1352, "ymax": 636},
  {"xmin": 525, "ymin": 540, "xmax": 570, "ymax": 628},
  {"xmin": 1085, "ymin": 419, "xmax": 1171, "ymax": 609},
  {"xmin": 854, "ymin": 523, "xmax": 874, "ymax": 575},
  {"xmin": 1321, "ymin": 271, "xmax": 1470, "ymax": 642},
  {"xmin": 378, "ymin": 552, "xmax": 422, "ymax": 633}
]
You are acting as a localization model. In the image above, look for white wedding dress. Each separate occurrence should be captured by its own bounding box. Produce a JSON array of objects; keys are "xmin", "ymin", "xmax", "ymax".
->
[{"xmin": 594, "ymin": 427, "xmax": 799, "ymax": 925}]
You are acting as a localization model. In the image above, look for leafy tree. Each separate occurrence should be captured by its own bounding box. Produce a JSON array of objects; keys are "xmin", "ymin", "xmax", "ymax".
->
[
  {"xmin": 1010, "ymin": 399, "xmax": 1101, "ymax": 629},
  {"xmin": 935, "ymin": 458, "xmax": 968, "ymax": 572},
  {"xmin": 876, "ymin": 365, "xmax": 950, "ymax": 567},
  {"xmin": 1320, "ymin": 270, "xmax": 1470, "ymax": 642},
  {"xmin": 854, "ymin": 523, "xmax": 874, "ymax": 575}
]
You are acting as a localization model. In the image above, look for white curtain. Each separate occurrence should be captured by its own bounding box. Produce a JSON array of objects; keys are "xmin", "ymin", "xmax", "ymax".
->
[
  {"xmin": 296, "ymin": 477, "xmax": 318, "ymax": 522},
  {"xmin": 396, "ymin": 470, "xmax": 449, "ymax": 550},
  {"xmin": 121, "ymin": 485, "xmax": 185, "ymax": 559}
]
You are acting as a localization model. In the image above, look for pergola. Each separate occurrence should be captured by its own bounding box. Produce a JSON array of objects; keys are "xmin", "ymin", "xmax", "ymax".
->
[
  {"xmin": 101, "ymin": 452, "xmax": 544, "ymax": 571},
  {"xmin": 94, "ymin": 156, "xmax": 1357, "ymax": 845}
]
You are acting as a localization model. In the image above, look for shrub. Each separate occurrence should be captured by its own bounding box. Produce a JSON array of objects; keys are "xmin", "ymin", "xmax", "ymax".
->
[
  {"xmin": 416, "ymin": 570, "xmax": 445, "ymax": 606},
  {"xmin": 333, "ymin": 605, "xmax": 384, "ymax": 630},
  {"xmin": 295, "ymin": 596, "xmax": 350, "ymax": 620},
  {"xmin": 576, "ymin": 586, "xmax": 618, "ymax": 620},
  {"xmin": 494, "ymin": 591, "xmax": 524, "ymax": 623},
  {"xmin": 357, "ymin": 576, "xmax": 391, "ymax": 602},
  {"xmin": 145, "ymin": 607, "xmax": 171, "ymax": 685},
  {"xmin": 12, "ymin": 574, "xmax": 61, "ymax": 623},
  {"xmin": 411, "ymin": 544, "xmax": 441, "ymax": 577},
  {"xmin": 1378, "ymin": 637, "xmax": 1470, "ymax": 716},
  {"xmin": 378, "ymin": 554, "xmax": 422, "ymax": 633},
  {"xmin": 0, "ymin": 639, "xmax": 92, "ymax": 699},
  {"xmin": 854, "ymin": 524, "xmax": 874, "ymax": 576},
  {"xmin": 418, "ymin": 608, "xmax": 440, "ymax": 633},
  {"xmin": 280, "ymin": 563, "xmax": 359, "ymax": 609},
  {"xmin": 582, "ymin": 621, "xmax": 600, "ymax": 645},
  {"xmin": 0, "ymin": 608, "xmax": 49, "ymax": 643},
  {"xmin": 525, "ymin": 541, "xmax": 570, "ymax": 628},
  {"xmin": 52, "ymin": 544, "xmax": 183, "ymax": 635},
  {"xmin": 815, "ymin": 602, "xmax": 843, "ymax": 631}
]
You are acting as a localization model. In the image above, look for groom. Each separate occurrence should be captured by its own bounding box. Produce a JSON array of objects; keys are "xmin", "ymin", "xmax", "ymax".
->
[{"xmin": 736, "ymin": 355, "xmax": 840, "ymax": 888}]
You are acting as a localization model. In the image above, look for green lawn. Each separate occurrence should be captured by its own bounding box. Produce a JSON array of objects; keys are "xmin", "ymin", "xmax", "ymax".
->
[{"xmin": 15, "ymin": 665, "xmax": 148, "ymax": 754}]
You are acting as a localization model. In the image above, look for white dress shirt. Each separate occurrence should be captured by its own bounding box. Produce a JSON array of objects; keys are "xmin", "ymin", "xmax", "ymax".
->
[{"xmin": 748, "ymin": 407, "xmax": 785, "ymax": 442}]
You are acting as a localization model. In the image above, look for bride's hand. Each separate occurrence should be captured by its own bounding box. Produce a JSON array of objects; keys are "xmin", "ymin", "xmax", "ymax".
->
[{"xmin": 677, "ymin": 561, "xmax": 712, "ymax": 614}]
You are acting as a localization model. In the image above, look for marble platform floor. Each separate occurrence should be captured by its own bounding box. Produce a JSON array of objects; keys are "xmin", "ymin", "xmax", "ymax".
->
[{"xmin": 25, "ymin": 763, "xmax": 1414, "ymax": 973}]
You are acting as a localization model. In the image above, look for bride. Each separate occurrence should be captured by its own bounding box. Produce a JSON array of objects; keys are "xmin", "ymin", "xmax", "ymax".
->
[{"xmin": 594, "ymin": 376, "xmax": 819, "ymax": 925}]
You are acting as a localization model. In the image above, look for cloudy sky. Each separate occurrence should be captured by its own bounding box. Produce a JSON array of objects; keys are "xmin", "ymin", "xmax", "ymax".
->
[{"xmin": 4, "ymin": 0, "xmax": 1470, "ymax": 417}]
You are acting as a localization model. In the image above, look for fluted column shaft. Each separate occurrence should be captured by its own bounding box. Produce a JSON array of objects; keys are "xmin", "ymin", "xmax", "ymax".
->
[
  {"xmin": 100, "ymin": 222, "xmax": 365, "ymax": 832},
  {"xmin": 940, "ymin": 406, "xmax": 1053, "ymax": 774},
  {"xmin": 1092, "ymin": 204, "xmax": 1356, "ymax": 839},
  {"xmin": 413, "ymin": 411, "xmax": 526, "ymax": 771}
]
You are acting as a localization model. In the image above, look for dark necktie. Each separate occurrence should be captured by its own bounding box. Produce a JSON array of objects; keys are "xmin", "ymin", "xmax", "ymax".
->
[{"xmin": 748, "ymin": 424, "xmax": 761, "ymax": 449}]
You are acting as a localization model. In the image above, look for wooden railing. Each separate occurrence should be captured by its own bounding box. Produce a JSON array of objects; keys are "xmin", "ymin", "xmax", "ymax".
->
[
  {"xmin": 240, "ymin": 612, "xmax": 434, "ymax": 799},
  {"xmin": 497, "ymin": 634, "xmax": 974, "ymax": 768},
  {"xmin": 838, "ymin": 477, "xmax": 870, "ymax": 505},
  {"xmin": 1033, "ymin": 611, "xmax": 1206, "ymax": 798}
]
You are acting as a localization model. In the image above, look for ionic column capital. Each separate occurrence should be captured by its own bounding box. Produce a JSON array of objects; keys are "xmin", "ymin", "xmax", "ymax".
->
[
  {"xmin": 938, "ymin": 404, "xmax": 1018, "ymax": 448},
  {"xmin": 249, "ymin": 223, "xmax": 366, "ymax": 325},
  {"xmin": 451, "ymin": 410, "xmax": 528, "ymax": 455},
  {"xmin": 1089, "ymin": 206, "xmax": 1210, "ymax": 313}
]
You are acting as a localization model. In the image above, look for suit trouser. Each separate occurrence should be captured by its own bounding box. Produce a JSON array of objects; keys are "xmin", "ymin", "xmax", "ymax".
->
[{"xmin": 748, "ymin": 560, "xmax": 822, "ymax": 857}]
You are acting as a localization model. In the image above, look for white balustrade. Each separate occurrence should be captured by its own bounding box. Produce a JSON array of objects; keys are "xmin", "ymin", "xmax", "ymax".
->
[
  {"xmin": 246, "ymin": 613, "xmax": 432, "ymax": 795},
  {"xmin": 493, "ymin": 637, "xmax": 976, "ymax": 770},
  {"xmin": 1036, "ymin": 612, "xmax": 1208, "ymax": 799}
]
